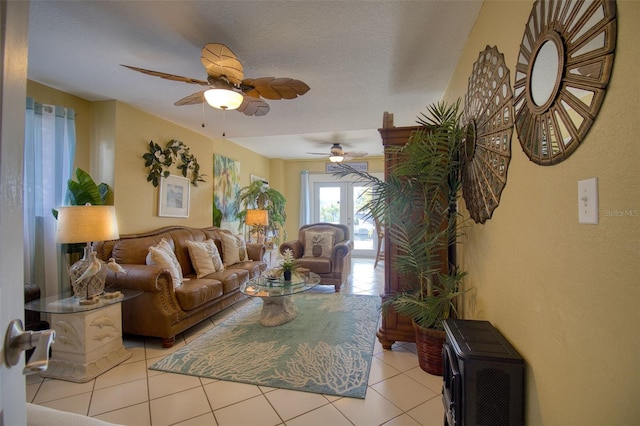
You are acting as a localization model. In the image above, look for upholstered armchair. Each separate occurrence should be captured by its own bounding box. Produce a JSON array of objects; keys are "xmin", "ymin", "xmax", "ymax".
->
[{"xmin": 279, "ymin": 223, "xmax": 353, "ymax": 292}]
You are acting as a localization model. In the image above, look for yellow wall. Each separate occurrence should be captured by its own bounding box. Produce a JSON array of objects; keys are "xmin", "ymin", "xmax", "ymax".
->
[
  {"xmin": 444, "ymin": 1, "xmax": 639, "ymax": 424},
  {"xmin": 279, "ymin": 157, "xmax": 385, "ymax": 242},
  {"xmin": 110, "ymin": 101, "xmax": 274, "ymax": 233},
  {"xmin": 25, "ymin": 83, "xmax": 271, "ymax": 234},
  {"xmin": 25, "ymin": 81, "xmax": 384, "ymax": 239}
]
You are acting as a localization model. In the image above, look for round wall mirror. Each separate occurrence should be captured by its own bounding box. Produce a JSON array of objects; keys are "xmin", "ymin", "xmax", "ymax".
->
[
  {"xmin": 514, "ymin": 0, "xmax": 617, "ymax": 165},
  {"xmin": 530, "ymin": 36, "xmax": 562, "ymax": 108},
  {"xmin": 462, "ymin": 46, "xmax": 513, "ymax": 224}
]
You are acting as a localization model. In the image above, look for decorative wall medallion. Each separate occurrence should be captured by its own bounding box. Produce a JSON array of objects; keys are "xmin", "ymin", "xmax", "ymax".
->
[
  {"xmin": 514, "ymin": 0, "xmax": 617, "ymax": 165},
  {"xmin": 462, "ymin": 46, "xmax": 514, "ymax": 224}
]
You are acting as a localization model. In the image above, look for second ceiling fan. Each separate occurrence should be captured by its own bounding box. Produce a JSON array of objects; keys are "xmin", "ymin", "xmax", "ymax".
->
[
  {"xmin": 122, "ymin": 43, "xmax": 310, "ymax": 116},
  {"xmin": 307, "ymin": 142, "xmax": 367, "ymax": 163}
]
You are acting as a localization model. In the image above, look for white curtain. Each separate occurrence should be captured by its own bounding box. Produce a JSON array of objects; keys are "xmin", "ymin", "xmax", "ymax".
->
[
  {"xmin": 299, "ymin": 170, "xmax": 310, "ymax": 227},
  {"xmin": 24, "ymin": 98, "xmax": 76, "ymax": 297}
]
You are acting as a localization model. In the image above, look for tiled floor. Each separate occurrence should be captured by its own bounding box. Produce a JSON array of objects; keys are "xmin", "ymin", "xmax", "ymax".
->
[{"xmin": 26, "ymin": 258, "xmax": 445, "ymax": 425}]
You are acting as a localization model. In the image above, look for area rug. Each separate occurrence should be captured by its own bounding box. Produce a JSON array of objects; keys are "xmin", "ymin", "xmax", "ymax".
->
[{"xmin": 150, "ymin": 292, "xmax": 380, "ymax": 399}]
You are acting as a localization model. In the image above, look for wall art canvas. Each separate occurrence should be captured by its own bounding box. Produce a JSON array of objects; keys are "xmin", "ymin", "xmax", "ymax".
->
[{"xmin": 214, "ymin": 155, "xmax": 240, "ymax": 223}]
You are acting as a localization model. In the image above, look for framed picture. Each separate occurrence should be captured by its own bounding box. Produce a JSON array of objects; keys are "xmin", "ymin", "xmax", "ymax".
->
[{"xmin": 158, "ymin": 175, "xmax": 190, "ymax": 218}]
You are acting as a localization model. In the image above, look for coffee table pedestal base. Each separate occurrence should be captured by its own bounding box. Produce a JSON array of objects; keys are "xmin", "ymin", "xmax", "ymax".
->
[{"xmin": 260, "ymin": 296, "xmax": 298, "ymax": 326}]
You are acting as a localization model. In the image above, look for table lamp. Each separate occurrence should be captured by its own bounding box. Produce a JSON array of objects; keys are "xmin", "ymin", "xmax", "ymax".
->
[
  {"xmin": 56, "ymin": 205, "xmax": 120, "ymax": 303},
  {"xmin": 245, "ymin": 209, "xmax": 268, "ymax": 244}
]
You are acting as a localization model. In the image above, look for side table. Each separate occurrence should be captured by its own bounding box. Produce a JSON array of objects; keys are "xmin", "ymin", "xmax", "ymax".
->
[{"xmin": 24, "ymin": 288, "xmax": 142, "ymax": 383}]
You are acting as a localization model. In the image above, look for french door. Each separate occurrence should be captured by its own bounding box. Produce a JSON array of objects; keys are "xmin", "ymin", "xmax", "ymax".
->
[{"xmin": 309, "ymin": 173, "xmax": 383, "ymax": 257}]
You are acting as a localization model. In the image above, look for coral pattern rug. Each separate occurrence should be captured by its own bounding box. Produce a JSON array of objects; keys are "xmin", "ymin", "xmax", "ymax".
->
[{"xmin": 150, "ymin": 292, "xmax": 380, "ymax": 398}]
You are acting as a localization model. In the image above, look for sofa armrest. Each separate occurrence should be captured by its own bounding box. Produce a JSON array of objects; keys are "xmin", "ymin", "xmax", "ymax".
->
[
  {"xmin": 106, "ymin": 264, "xmax": 174, "ymax": 293},
  {"xmin": 280, "ymin": 240, "xmax": 303, "ymax": 259},
  {"xmin": 246, "ymin": 243, "xmax": 266, "ymax": 262},
  {"xmin": 331, "ymin": 240, "xmax": 352, "ymax": 262}
]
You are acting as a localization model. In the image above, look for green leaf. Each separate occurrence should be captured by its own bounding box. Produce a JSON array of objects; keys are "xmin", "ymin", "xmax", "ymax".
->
[
  {"xmin": 68, "ymin": 168, "xmax": 102, "ymax": 206},
  {"xmin": 98, "ymin": 183, "xmax": 113, "ymax": 204}
]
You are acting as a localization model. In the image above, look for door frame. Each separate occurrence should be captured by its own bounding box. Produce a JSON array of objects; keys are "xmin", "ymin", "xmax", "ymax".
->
[{"xmin": 308, "ymin": 172, "xmax": 383, "ymax": 257}]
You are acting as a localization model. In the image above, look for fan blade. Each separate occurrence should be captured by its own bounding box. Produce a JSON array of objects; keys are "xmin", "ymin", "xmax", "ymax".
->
[
  {"xmin": 121, "ymin": 65, "xmax": 209, "ymax": 86},
  {"xmin": 242, "ymin": 77, "xmax": 310, "ymax": 100},
  {"xmin": 236, "ymin": 96, "xmax": 270, "ymax": 116},
  {"xmin": 343, "ymin": 151, "xmax": 367, "ymax": 158},
  {"xmin": 306, "ymin": 152, "xmax": 330, "ymax": 156},
  {"xmin": 174, "ymin": 91, "xmax": 205, "ymax": 106},
  {"xmin": 201, "ymin": 43, "xmax": 244, "ymax": 85}
]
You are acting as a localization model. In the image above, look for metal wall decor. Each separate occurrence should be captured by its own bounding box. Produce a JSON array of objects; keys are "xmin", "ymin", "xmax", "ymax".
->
[
  {"xmin": 514, "ymin": 0, "xmax": 617, "ymax": 165},
  {"xmin": 462, "ymin": 46, "xmax": 514, "ymax": 224}
]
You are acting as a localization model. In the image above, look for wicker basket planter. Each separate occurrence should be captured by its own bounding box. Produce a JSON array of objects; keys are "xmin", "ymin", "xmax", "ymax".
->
[{"xmin": 412, "ymin": 320, "xmax": 446, "ymax": 376}]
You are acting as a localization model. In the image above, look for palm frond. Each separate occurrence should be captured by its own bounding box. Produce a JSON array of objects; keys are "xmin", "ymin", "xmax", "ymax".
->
[{"xmin": 333, "ymin": 100, "xmax": 469, "ymax": 330}]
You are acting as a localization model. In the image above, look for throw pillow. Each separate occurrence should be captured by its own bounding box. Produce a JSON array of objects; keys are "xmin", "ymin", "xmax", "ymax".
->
[
  {"xmin": 303, "ymin": 231, "xmax": 335, "ymax": 258},
  {"xmin": 220, "ymin": 233, "xmax": 248, "ymax": 266},
  {"xmin": 146, "ymin": 238, "xmax": 183, "ymax": 288},
  {"xmin": 186, "ymin": 239, "xmax": 224, "ymax": 278}
]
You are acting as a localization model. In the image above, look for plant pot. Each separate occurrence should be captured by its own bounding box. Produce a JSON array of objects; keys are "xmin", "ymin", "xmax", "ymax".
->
[
  {"xmin": 283, "ymin": 270, "xmax": 292, "ymax": 281},
  {"xmin": 412, "ymin": 320, "xmax": 446, "ymax": 376}
]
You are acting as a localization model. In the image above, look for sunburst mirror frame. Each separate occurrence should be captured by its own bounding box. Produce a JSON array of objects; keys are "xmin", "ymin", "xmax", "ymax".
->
[
  {"xmin": 462, "ymin": 46, "xmax": 514, "ymax": 224},
  {"xmin": 514, "ymin": 0, "xmax": 617, "ymax": 165}
]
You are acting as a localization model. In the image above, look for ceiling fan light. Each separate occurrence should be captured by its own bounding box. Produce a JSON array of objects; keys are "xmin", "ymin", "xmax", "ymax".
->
[
  {"xmin": 329, "ymin": 155, "xmax": 343, "ymax": 163},
  {"xmin": 204, "ymin": 89, "xmax": 244, "ymax": 110}
]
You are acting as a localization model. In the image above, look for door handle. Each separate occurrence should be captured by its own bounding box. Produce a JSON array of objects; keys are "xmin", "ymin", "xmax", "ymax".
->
[{"xmin": 4, "ymin": 319, "xmax": 56, "ymax": 374}]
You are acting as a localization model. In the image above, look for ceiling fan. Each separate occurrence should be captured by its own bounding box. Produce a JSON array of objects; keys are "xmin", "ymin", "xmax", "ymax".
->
[
  {"xmin": 121, "ymin": 43, "xmax": 310, "ymax": 116},
  {"xmin": 307, "ymin": 142, "xmax": 368, "ymax": 163}
]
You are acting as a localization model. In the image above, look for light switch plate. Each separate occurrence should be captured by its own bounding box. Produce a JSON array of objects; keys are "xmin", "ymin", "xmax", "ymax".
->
[{"xmin": 578, "ymin": 177, "xmax": 598, "ymax": 224}]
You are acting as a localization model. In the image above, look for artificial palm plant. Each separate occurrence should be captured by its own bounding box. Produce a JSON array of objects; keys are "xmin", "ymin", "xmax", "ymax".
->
[
  {"xmin": 235, "ymin": 180, "xmax": 287, "ymax": 245},
  {"xmin": 334, "ymin": 101, "xmax": 469, "ymax": 359}
]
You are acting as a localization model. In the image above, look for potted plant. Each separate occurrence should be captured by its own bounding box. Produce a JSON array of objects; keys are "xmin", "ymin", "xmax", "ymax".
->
[
  {"xmin": 235, "ymin": 180, "xmax": 287, "ymax": 245},
  {"xmin": 52, "ymin": 167, "xmax": 113, "ymax": 219},
  {"xmin": 280, "ymin": 248, "xmax": 298, "ymax": 281},
  {"xmin": 334, "ymin": 101, "xmax": 469, "ymax": 375}
]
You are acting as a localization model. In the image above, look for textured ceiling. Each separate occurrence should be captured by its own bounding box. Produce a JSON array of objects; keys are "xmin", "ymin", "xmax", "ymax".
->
[{"xmin": 27, "ymin": 1, "xmax": 481, "ymax": 160}]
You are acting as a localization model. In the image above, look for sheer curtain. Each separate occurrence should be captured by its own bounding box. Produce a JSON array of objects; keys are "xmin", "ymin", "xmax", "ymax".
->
[
  {"xmin": 299, "ymin": 170, "xmax": 310, "ymax": 227},
  {"xmin": 24, "ymin": 98, "xmax": 76, "ymax": 297}
]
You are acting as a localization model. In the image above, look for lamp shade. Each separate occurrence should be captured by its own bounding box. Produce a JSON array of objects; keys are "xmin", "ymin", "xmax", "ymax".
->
[
  {"xmin": 245, "ymin": 209, "xmax": 269, "ymax": 227},
  {"xmin": 204, "ymin": 89, "xmax": 244, "ymax": 110},
  {"xmin": 329, "ymin": 155, "xmax": 344, "ymax": 163},
  {"xmin": 56, "ymin": 205, "xmax": 120, "ymax": 244}
]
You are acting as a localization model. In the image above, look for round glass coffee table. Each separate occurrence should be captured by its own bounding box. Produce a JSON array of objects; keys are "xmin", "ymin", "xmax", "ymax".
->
[{"xmin": 240, "ymin": 272, "xmax": 320, "ymax": 326}]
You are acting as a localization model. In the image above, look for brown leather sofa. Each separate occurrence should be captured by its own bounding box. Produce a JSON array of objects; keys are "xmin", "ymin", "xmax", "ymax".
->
[
  {"xmin": 279, "ymin": 223, "xmax": 352, "ymax": 292},
  {"xmin": 94, "ymin": 226, "xmax": 266, "ymax": 347}
]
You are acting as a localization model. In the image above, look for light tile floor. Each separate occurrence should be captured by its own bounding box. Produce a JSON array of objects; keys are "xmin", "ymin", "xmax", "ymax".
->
[{"xmin": 26, "ymin": 258, "xmax": 444, "ymax": 425}]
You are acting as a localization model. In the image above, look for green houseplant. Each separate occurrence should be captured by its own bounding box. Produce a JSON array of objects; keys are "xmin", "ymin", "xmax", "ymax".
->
[
  {"xmin": 52, "ymin": 167, "xmax": 113, "ymax": 219},
  {"xmin": 234, "ymin": 180, "xmax": 287, "ymax": 245},
  {"xmin": 334, "ymin": 101, "xmax": 469, "ymax": 375}
]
